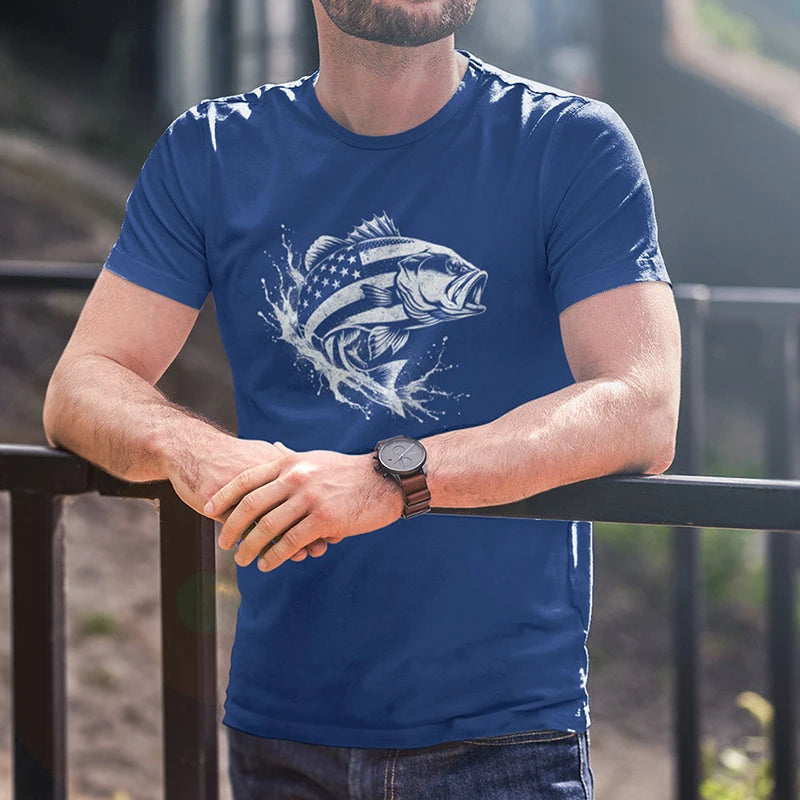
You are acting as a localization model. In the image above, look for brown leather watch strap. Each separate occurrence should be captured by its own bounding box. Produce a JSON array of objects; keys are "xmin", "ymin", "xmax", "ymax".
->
[{"xmin": 399, "ymin": 472, "xmax": 432, "ymax": 518}]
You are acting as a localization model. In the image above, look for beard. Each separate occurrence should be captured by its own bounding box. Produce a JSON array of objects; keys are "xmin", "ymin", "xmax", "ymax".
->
[{"xmin": 317, "ymin": 0, "xmax": 478, "ymax": 47}]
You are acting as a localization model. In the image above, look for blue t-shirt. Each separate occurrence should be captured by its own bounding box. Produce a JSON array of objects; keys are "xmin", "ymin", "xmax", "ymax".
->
[{"xmin": 105, "ymin": 49, "xmax": 671, "ymax": 748}]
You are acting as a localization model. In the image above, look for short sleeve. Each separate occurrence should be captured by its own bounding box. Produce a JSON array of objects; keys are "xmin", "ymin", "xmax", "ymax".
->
[
  {"xmin": 103, "ymin": 105, "xmax": 211, "ymax": 309},
  {"xmin": 541, "ymin": 98, "xmax": 671, "ymax": 314}
]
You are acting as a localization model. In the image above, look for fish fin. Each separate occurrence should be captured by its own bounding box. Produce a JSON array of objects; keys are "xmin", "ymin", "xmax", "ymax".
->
[
  {"xmin": 366, "ymin": 359, "xmax": 408, "ymax": 390},
  {"xmin": 361, "ymin": 284, "xmax": 397, "ymax": 307},
  {"xmin": 345, "ymin": 212, "xmax": 401, "ymax": 243},
  {"xmin": 337, "ymin": 328, "xmax": 362, "ymax": 347},
  {"xmin": 323, "ymin": 328, "xmax": 363, "ymax": 369},
  {"xmin": 305, "ymin": 235, "xmax": 345, "ymax": 271},
  {"xmin": 368, "ymin": 325, "xmax": 410, "ymax": 361},
  {"xmin": 323, "ymin": 335, "xmax": 338, "ymax": 364}
]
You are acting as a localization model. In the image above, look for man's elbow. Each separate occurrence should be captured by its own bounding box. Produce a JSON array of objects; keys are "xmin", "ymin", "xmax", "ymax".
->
[
  {"xmin": 640, "ymin": 403, "xmax": 679, "ymax": 475},
  {"xmin": 621, "ymin": 377, "xmax": 679, "ymax": 476},
  {"xmin": 42, "ymin": 369, "xmax": 67, "ymax": 449},
  {"xmin": 43, "ymin": 386, "xmax": 59, "ymax": 448},
  {"xmin": 642, "ymin": 440, "xmax": 675, "ymax": 475}
]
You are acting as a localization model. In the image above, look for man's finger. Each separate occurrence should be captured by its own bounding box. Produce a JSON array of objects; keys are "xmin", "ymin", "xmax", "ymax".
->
[
  {"xmin": 306, "ymin": 540, "xmax": 328, "ymax": 557},
  {"xmin": 218, "ymin": 482, "xmax": 286, "ymax": 550},
  {"xmin": 234, "ymin": 495, "xmax": 308, "ymax": 567},
  {"xmin": 257, "ymin": 515, "xmax": 320, "ymax": 572},
  {"xmin": 204, "ymin": 460, "xmax": 282, "ymax": 517}
]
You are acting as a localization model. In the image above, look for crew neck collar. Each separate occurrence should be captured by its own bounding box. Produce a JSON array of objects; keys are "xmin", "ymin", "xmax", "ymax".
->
[{"xmin": 306, "ymin": 49, "xmax": 481, "ymax": 150}]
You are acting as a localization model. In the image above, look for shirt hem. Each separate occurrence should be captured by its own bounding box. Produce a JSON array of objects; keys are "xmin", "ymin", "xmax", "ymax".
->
[
  {"xmin": 104, "ymin": 247, "xmax": 210, "ymax": 310},
  {"xmin": 221, "ymin": 705, "xmax": 590, "ymax": 749},
  {"xmin": 554, "ymin": 257, "xmax": 672, "ymax": 314}
]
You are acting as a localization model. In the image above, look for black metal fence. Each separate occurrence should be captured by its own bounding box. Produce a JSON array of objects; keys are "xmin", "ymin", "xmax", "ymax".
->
[
  {"xmin": 673, "ymin": 284, "xmax": 800, "ymax": 800},
  {"xmin": 2, "ymin": 263, "xmax": 800, "ymax": 800},
  {"xmin": 1, "ymin": 446, "xmax": 218, "ymax": 800}
]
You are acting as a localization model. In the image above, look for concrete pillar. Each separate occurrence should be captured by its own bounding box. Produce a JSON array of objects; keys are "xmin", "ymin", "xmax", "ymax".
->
[{"xmin": 157, "ymin": 0, "xmax": 217, "ymax": 117}]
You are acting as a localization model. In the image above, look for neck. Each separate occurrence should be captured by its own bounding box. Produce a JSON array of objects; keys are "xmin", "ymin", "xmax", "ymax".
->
[{"xmin": 311, "ymin": 8, "xmax": 468, "ymax": 137}]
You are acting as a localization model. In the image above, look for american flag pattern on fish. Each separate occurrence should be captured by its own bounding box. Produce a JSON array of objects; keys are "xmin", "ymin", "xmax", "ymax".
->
[{"xmin": 258, "ymin": 212, "xmax": 488, "ymax": 420}]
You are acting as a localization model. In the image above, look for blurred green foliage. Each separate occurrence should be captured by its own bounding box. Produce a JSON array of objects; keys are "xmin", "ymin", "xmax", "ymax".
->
[
  {"xmin": 595, "ymin": 455, "xmax": 768, "ymax": 619},
  {"xmin": 78, "ymin": 611, "xmax": 119, "ymax": 638},
  {"xmin": 704, "ymin": 450, "xmax": 765, "ymax": 480},
  {"xmin": 594, "ymin": 521, "xmax": 763, "ymax": 617},
  {"xmin": 700, "ymin": 692, "xmax": 774, "ymax": 800},
  {"xmin": 696, "ymin": 0, "xmax": 761, "ymax": 52},
  {"xmin": 696, "ymin": 0, "xmax": 800, "ymax": 72}
]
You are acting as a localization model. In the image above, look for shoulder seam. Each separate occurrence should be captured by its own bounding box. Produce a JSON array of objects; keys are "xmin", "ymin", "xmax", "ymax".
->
[{"xmin": 474, "ymin": 59, "xmax": 594, "ymax": 104}]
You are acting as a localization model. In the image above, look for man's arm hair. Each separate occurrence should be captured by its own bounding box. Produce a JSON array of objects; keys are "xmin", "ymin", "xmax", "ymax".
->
[
  {"xmin": 43, "ymin": 269, "xmax": 230, "ymax": 484},
  {"xmin": 421, "ymin": 281, "xmax": 681, "ymax": 508}
]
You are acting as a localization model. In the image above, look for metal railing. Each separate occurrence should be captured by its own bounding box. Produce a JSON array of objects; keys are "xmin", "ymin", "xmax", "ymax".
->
[
  {"xmin": 674, "ymin": 284, "xmax": 800, "ymax": 800},
  {"xmin": 2, "ymin": 449, "xmax": 800, "ymax": 799},
  {"xmin": 3, "ymin": 262, "xmax": 800, "ymax": 799},
  {"xmin": 1, "ymin": 447, "xmax": 217, "ymax": 800}
]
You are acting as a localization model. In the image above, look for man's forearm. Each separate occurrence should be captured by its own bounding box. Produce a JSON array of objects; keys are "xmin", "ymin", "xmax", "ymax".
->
[
  {"xmin": 421, "ymin": 377, "xmax": 677, "ymax": 509},
  {"xmin": 43, "ymin": 354, "xmax": 230, "ymax": 484}
]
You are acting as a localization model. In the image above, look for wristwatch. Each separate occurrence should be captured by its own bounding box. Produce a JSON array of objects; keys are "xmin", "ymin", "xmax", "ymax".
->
[{"xmin": 373, "ymin": 435, "xmax": 432, "ymax": 519}]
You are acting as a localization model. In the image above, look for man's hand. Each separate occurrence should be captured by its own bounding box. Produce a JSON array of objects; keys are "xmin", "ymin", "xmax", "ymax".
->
[
  {"xmin": 206, "ymin": 444, "xmax": 404, "ymax": 571},
  {"xmin": 160, "ymin": 435, "xmax": 329, "ymax": 562},
  {"xmin": 164, "ymin": 435, "xmax": 285, "ymax": 517}
]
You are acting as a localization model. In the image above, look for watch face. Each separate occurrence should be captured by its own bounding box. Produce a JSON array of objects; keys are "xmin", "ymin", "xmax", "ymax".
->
[{"xmin": 378, "ymin": 436, "xmax": 426, "ymax": 475}]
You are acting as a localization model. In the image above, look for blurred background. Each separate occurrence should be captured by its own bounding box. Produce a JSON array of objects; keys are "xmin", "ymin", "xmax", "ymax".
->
[{"xmin": 1, "ymin": 0, "xmax": 800, "ymax": 797}]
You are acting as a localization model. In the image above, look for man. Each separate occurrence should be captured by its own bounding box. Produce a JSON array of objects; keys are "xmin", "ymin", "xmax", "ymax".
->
[{"xmin": 43, "ymin": 0, "xmax": 681, "ymax": 796}]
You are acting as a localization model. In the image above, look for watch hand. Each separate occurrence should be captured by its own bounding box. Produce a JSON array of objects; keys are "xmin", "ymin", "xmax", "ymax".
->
[{"xmin": 396, "ymin": 444, "xmax": 414, "ymax": 461}]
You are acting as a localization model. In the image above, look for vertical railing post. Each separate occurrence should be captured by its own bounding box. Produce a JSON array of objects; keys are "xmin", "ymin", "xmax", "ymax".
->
[
  {"xmin": 10, "ymin": 492, "xmax": 67, "ymax": 800},
  {"xmin": 673, "ymin": 287, "xmax": 709, "ymax": 800},
  {"xmin": 158, "ymin": 489, "xmax": 219, "ymax": 800},
  {"xmin": 766, "ymin": 319, "xmax": 800, "ymax": 800},
  {"xmin": 215, "ymin": 0, "xmax": 235, "ymax": 97}
]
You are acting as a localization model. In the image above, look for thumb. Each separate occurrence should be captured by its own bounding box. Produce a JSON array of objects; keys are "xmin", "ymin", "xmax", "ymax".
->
[{"xmin": 273, "ymin": 440, "xmax": 295, "ymax": 454}]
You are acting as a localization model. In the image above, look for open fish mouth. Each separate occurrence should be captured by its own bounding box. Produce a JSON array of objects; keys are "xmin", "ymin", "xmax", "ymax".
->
[{"xmin": 448, "ymin": 270, "xmax": 488, "ymax": 312}]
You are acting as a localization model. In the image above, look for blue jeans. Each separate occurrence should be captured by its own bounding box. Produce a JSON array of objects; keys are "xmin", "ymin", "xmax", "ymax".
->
[{"xmin": 226, "ymin": 726, "xmax": 594, "ymax": 799}]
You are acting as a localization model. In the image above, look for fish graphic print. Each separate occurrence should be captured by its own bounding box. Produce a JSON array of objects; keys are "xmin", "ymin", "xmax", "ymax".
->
[{"xmin": 258, "ymin": 212, "xmax": 489, "ymax": 421}]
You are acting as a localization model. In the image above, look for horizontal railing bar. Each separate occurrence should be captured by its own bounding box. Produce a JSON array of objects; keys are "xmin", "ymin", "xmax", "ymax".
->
[
  {"xmin": 675, "ymin": 283, "xmax": 800, "ymax": 325},
  {"xmin": 94, "ymin": 470, "xmax": 172, "ymax": 500},
  {"xmin": 5, "ymin": 446, "xmax": 800, "ymax": 532},
  {"xmin": 433, "ymin": 473, "xmax": 800, "ymax": 532},
  {"xmin": 0, "ymin": 445, "xmax": 94, "ymax": 494},
  {"xmin": 0, "ymin": 260, "xmax": 100, "ymax": 289},
  {"xmin": 674, "ymin": 283, "xmax": 800, "ymax": 305}
]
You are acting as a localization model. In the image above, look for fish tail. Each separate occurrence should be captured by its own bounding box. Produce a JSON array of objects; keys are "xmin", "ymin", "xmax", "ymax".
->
[{"xmin": 366, "ymin": 359, "xmax": 408, "ymax": 392}]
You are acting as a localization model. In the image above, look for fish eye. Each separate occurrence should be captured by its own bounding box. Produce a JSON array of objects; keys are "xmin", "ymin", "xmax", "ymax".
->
[{"xmin": 445, "ymin": 258, "xmax": 460, "ymax": 274}]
